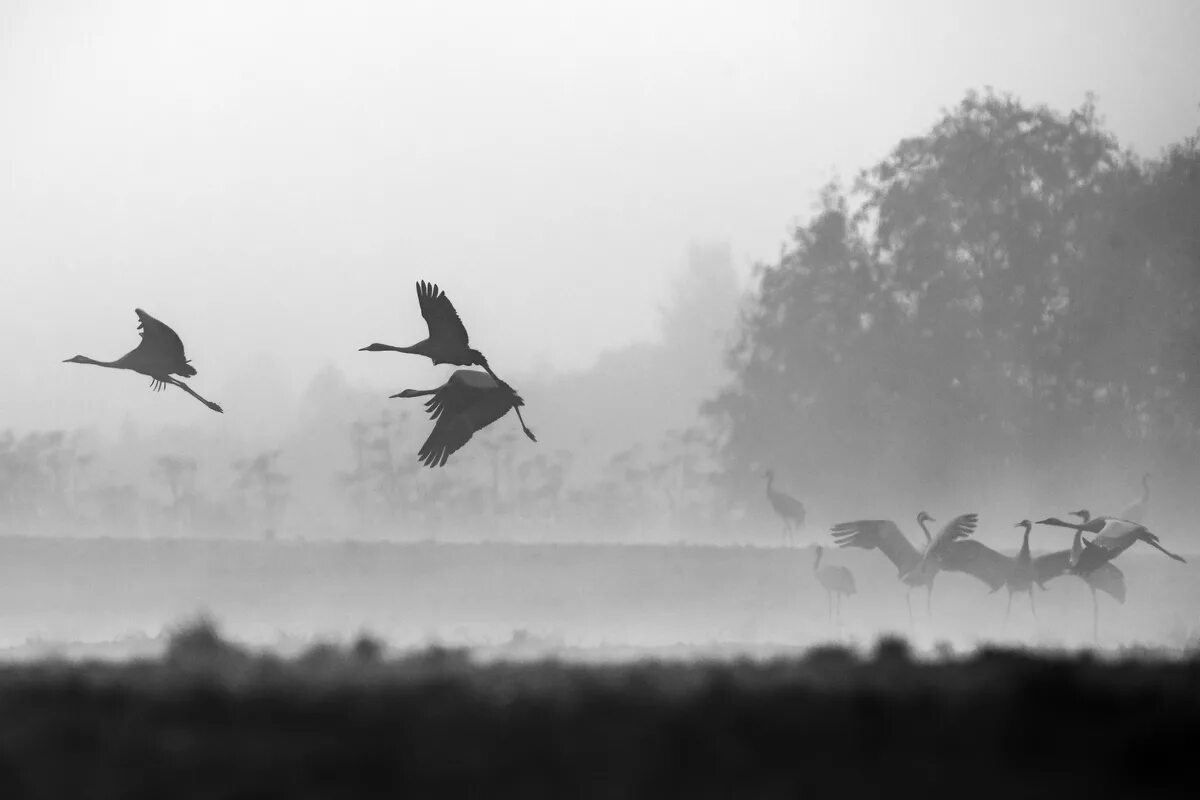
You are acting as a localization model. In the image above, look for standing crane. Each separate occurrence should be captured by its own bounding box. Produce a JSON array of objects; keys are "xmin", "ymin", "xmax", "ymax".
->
[
  {"xmin": 1116, "ymin": 473, "xmax": 1151, "ymax": 524},
  {"xmin": 360, "ymin": 281, "xmax": 508, "ymax": 385},
  {"xmin": 1033, "ymin": 543, "xmax": 1126, "ymax": 644},
  {"xmin": 829, "ymin": 512, "xmax": 1004, "ymax": 626},
  {"xmin": 391, "ymin": 369, "xmax": 535, "ymax": 468},
  {"xmin": 63, "ymin": 308, "xmax": 223, "ymax": 413},
  {"xmin": 1003, "ymin": 519, "xmax": 1038, "ymax": 621},
  {"xmin": 1036, "ymin": 509, "xmax": 1185, "ymax": 643},
  {"xmin": 764, "ymin": 469, "xmax": 805, "ymax": 546},
  {"xmin": 812, "ymin": 545, "xmax": 856, "ymax": 623}
]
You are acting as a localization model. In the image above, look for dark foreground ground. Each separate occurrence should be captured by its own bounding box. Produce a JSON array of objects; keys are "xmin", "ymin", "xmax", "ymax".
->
[{"xmin": 0, "ymin": 623, "xmax": 1197, "ymax": 799}]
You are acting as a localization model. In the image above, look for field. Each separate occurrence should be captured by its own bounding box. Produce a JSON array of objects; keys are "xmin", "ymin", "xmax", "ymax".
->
[
  {"xmin": 1, "ymin": 536, "xmax": 1198, "ymax": 797},
  {"xmin": 0, "ymin": 536, "xmax": 1198, "ymax": 659}
]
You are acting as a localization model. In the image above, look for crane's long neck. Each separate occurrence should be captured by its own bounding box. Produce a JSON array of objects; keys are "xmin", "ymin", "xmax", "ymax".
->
[
  {"xmin": 68, "ymin": 356, "xmax": 121, "ymax": 369},
  {"xmin": 1141, "ymin": 474, "xmax": 1150, "ymax": 501},
  {"xmin": 917, "ymin": 518, "xmax": 932, "ymax": 543},
  {"xmin": 1069, "ymin": 530, "xmax": 1084, "ymax": 569},
  {"xmin": 361, "ymin": 343, "xmax": 421, "ymax": 354},
  {"xmin": 813, "ymin": 549, "xmax": 823, "ymax": 574},
  {"xmin": 1018, "ymin": 524, "xmax": 1032, "ymax": 561}
]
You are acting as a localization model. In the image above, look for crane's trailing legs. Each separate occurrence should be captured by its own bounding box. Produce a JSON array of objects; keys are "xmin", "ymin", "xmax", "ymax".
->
[
  {"xmin": 512, "ymin": 405, "xmax": 537, "ymax": 442},
  {"xmin": 164, "ymin": 376, "xmax": 223, "ymax": 413}
]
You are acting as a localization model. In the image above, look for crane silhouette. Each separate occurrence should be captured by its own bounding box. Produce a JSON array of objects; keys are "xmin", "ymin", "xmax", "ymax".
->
[
  {"xmin": 1033, "ymin": 544, "xmax": 1126, "ymax": 643},
  {"xmin": 829, "ymin": 512, "xmax": 1003, "ymax": 627},
  {"xmin": 392, "ymin": 369, "xmax": 535, "ymax": 468},
  {"xmin": 998, "ymin": 520, "xmax": 1040, "ymax": 622},
  {"xmin": 1036, "ymin": 509, "xmax": 1185, "ymax": 643},
  {"xmin": 812, "ymin": 545, "xmax": 856, "ymax": 622},
  {"xmin": 764, "ymin": 469, "xmax": 805, "ymax": 545},
  {"xmin": 63, "ymin": 308, "xmax": 223, "ymax": 413},
  {"xmin": 1037, "ymin": 510, "xmax": 1186, "ymax": 564},
  {"xmin": 360, "ymin": 281, "xmax": 507, "ymax": 385}
]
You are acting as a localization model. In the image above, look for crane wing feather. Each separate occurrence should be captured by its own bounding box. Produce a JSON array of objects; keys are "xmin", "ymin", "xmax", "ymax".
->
[
  {"xmin": 132, "ymin": 308, "xmax": 195, "ymax": 377},
  {"xmin": 1086, "ymin": 562, "xmax": 1126, "ymax": 604},
  {"xmin": 1033, "ymin": 549, "xmax": 1072, "ymax": 586},
  {"xmin": 927, "ymin": 513, "xmax": 979, "ymax": 556},
  {"xmin": 829, "ymin": 520, "xmax": 920, "ymax": 575},
  {"xmin": 937, "ymin": 539, "xmax": 1009, "ymax": 592},
  {"xmin": 416, "ymin": 281, "xmax": 471, "ymax": 348}
]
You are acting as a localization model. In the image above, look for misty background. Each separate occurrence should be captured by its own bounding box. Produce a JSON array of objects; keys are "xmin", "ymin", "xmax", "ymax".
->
[{"xmin": 2, "ymin": 1, "xmax": 1200, "ymax": 558}]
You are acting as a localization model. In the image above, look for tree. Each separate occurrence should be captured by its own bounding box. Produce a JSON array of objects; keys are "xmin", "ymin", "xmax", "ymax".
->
[{"xmin": 706, "ymin": 89, "xmax": 1200, "ymax": 513}]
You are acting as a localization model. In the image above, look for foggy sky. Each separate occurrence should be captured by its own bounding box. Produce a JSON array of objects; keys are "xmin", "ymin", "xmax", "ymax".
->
[{"xmin": 2, "ymin": 0, "xmax": 1198, "ymax": 433}]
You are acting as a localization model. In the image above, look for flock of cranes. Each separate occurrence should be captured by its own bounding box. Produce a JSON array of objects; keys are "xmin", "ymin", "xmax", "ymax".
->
[
  {"xmin": 766, "ymin": 469, "xmax": 1186, "ymax": 640},
  {"xmin": 64, "ymin": 282, "xmax": 536, "ymax": 468},
  {"xmin": 57, "ymin": 285, "xmax": 1191, "ymax": 647}
]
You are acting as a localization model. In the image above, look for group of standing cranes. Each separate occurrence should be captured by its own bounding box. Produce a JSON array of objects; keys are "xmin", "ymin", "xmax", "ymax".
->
[
  {"xmin": 767, "ymin": 469, "xmax": 1183, "ymax": 641},
  {"xmin": 64, "ymin": 282, "xmax": 537, "ymax": 468}
]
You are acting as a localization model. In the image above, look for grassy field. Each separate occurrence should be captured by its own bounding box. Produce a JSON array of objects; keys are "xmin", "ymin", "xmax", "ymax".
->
[
  {"xmin": 1, "ymin": 537, "xmax": 1198, "ymax": 797},
  {"xmin": 1, "ymin": 536, "xmax": 1197, "ymax": 659},
  {"xmin": 0, "ymin": 622, "xmax": 1197, "ymax": 798}
]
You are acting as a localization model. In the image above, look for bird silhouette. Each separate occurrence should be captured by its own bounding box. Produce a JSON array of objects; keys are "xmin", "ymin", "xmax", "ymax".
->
[
  {"xmin": 1032, "ymin": 519, "xmax": 1128, "ymax": 643},
  {"xmin": 813, "ymin": 545, "xmax": 856, "ymax": 622},
  {"xmin": 830, "ymin": 512, "xmax": 1002, "ymax": 626},
  {"xmin": 764, "ymin": 469, "xmax": 805, "ymax": 545},
  {"xmin": 1002, "ymin": 520, "xmax": 1039, "ymax": 622},
  {"xmin": 392, "ymin": 369, "xmax": 535, "ymax": 468},
  {"xmin": 360, "ymin": 281, "xmax": 507, "ymax": 385},
  {"xmin": 1037, "ymin": 510, "xmax": 1186, "ymax": 565},
  {"xmin": 63, "ymin": 308, "xmax": 223, "ymax": 413}
]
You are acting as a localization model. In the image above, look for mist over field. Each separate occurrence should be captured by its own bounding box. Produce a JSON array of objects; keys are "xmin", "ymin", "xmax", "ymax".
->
[{"xmin": 2, "ymin": 0, "xmax": 1200, "ymax": 673}]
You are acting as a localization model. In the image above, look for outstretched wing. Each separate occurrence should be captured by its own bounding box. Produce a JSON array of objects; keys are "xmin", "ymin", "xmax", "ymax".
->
[
  {"xmin": 1085, "ymin": 562, "xmax": 1126, "ymax": 604},
  {"xmin": 421, "ymin": 370, "xmax": 500, "ymax": 421},
  {"xmin": 416, "ymin": 411, "xmax": 477, "ymax": 468},
  {"xmin": 830, "ymin": 520, "xmax": 920, "ymax": 576},
  {"xmin": 1033, "ymin": 549, "xmax": 1072, "ymax": 587},
  {"xmin": 1090, "ymin": 518, "xmax": 1143, "ymax": 549},
  {"xmin": 416, "ymin": 281, "xmax": 470, "ymax": 348},
  {"xmin": 927, "ymin": 513, "xmax": 979, "ymax": 557},
  {"xmin": 415, "ymin": 378, "xmax": 515, "ymax": 468},
  {"xmin": 938, "ymin": 539, "xmax": 1009, "ymax": 592},
  {"xmin": 133, "ymin": 308, "xmax": 195, "ymax": 377}
]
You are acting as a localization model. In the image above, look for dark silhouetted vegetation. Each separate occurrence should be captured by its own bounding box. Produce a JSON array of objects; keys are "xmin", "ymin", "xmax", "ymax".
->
[{"xmin": 0, "ymin": 619, "xmax": 1197, "ymax": 798}]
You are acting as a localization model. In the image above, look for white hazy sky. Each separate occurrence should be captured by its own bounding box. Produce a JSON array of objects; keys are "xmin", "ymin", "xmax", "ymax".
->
[{"xmin": 2, "ymin": 0, "xmax": 1198, "ymax": 433}]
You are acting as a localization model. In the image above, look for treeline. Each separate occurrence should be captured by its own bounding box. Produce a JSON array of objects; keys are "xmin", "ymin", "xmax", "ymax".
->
[
  {"xmin": 0, "ymin": 417, "xmax": 720, "ymax": 540},
  {"xmin": 705, "ymin": 90, "xmax": 1200, "ymax": 515}
]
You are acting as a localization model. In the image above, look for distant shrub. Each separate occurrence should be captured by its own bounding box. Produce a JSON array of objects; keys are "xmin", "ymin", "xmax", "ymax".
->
[
  {"xmin": 163, "ymin": 614, "xmax": 245, "ymax": 669},
  {"xmin": 351, "ymin": 632, "xmax": 384, "ymax": 663}
]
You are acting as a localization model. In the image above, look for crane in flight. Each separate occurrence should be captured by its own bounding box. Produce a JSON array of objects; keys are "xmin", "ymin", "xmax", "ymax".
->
[
  {"xmin": 1037, "ymin": 510, "xmax": 1186, "ymax": 565},
  {"xmin": 392, "ymin": 369, "xmax": 535, "ymax": 468},
  {"xmin": 63, "ymin": 308, "xmax": 223, "ymax": 413},
  {"xmin": 360, "ymin": 281, "xmax": 508, "ymax": 386}
]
